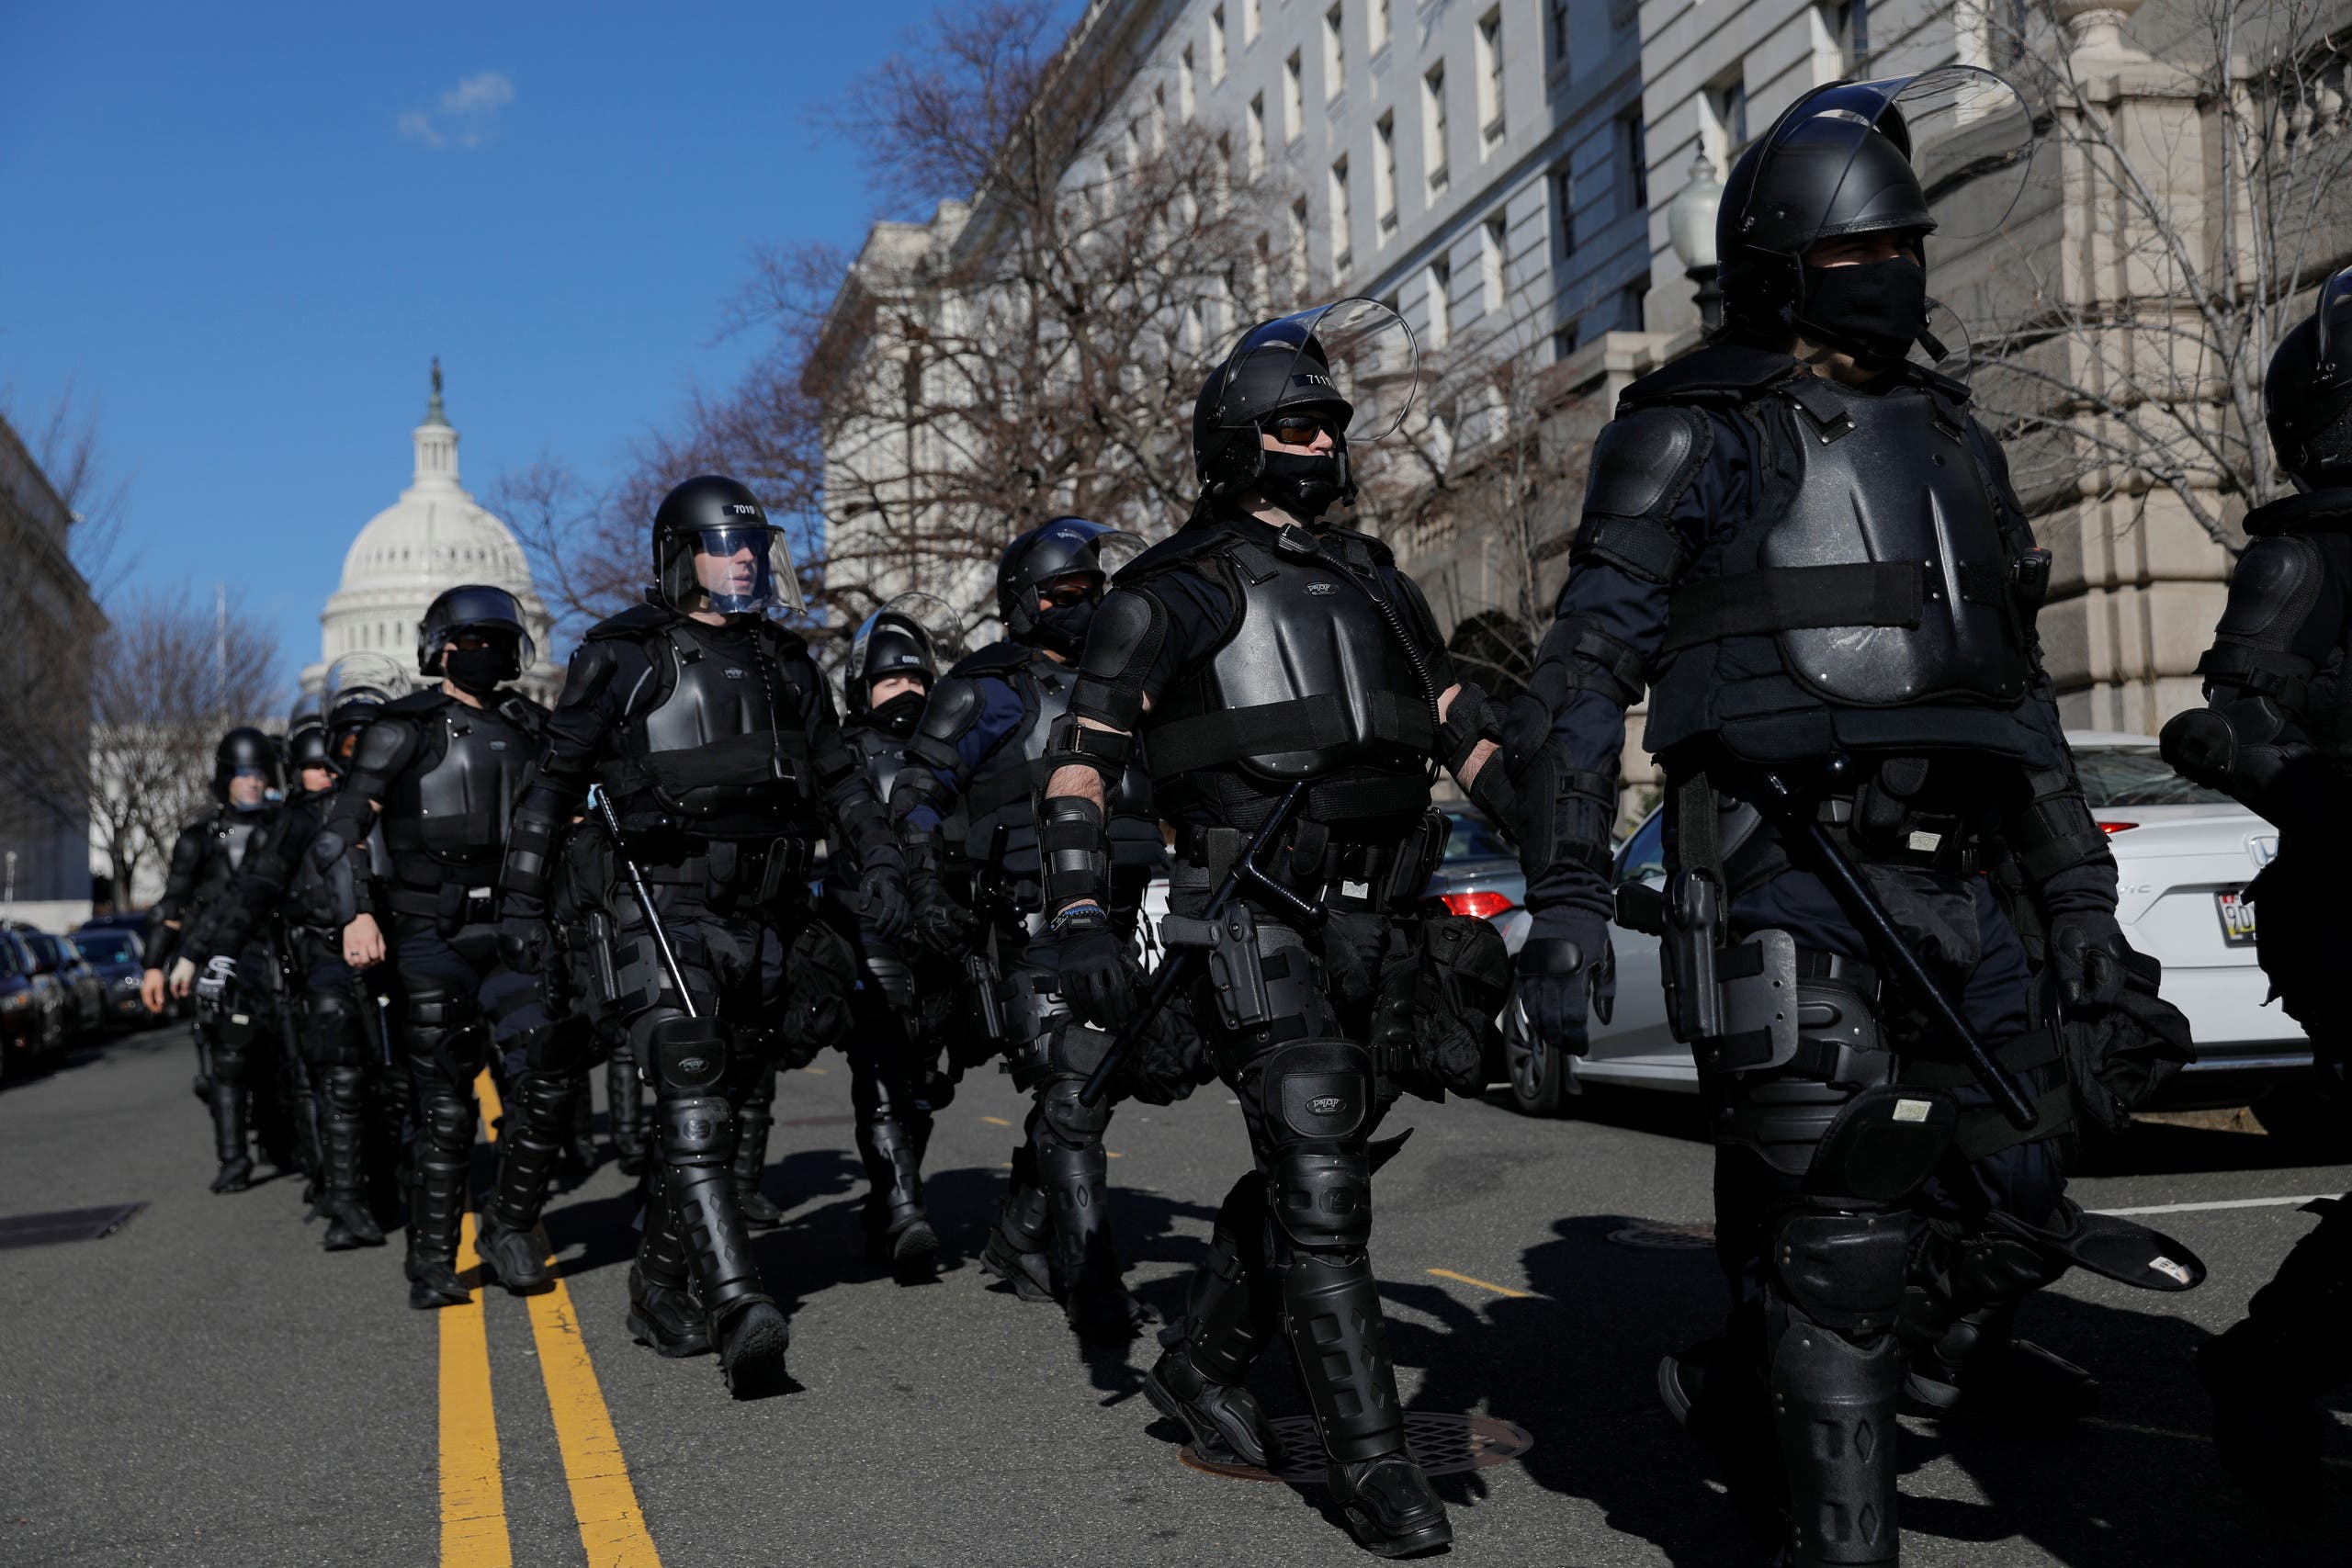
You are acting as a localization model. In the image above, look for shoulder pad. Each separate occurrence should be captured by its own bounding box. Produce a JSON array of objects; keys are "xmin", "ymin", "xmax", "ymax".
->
[
  {"xmin": 915, "ymin": 675, "xmax": 985, "ymax": 740},
  {"xmin": 1584, "ymin": 407, "xmax": 1711, "ymax": 519},
  {"xmin": 2245, "ymin": 489, "xmax": 2352, "ymax": 538},
  {"xmin": 383, "ymin": 689, "xmax": 448, "ymax": 716},
  {"xmin": 1116, "ymin": 521, "xmax": 1233, "ymax": 583},
  {"xmin": 1619, "ymin": 342, "xmax": 1806, "ymax": 411},
  {"xmin": 948, "ymin": 640, "xmax": 1033, "ymax": 678},
  {"xmin": 584, "ymin": 603, "xmax": 677, "ymax": 642},
  {"xmin": 495, "ymin": 694, "xmax": 551, "ymax": 727},
  {"xmin": 1318, "ymin": 523, "xmax": 1397, "ymax": 570}
]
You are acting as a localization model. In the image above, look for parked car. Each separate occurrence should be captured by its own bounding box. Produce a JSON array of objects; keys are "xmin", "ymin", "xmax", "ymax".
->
[
  {"xmin": 48, "ymin": 934, "xmax": 110, "ymax": 1042},
  {"xmin": 9, "ymin": 931, "xmax": 85, "ymax": 1050},
  {"xmin": 67, "ymin": 930, "xmax": 150, "ymax": 1032},
  {"xmin": 1499, "ymin": 731, "xmax": 2321, "ymax": 1118},
  {"xmin": 0, "ymin": 930, "xmax": 66, "ymax": 1076}
]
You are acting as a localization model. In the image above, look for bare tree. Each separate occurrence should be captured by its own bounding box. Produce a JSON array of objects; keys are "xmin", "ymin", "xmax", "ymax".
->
[
  {"xmin": 1957, "ymin": 0, "xmax": 2352, "ymax": 552},
  {"xmin": 88, "ymin": 589, "xmax": 283, "ymax": 905},
  {"xmin": 2, "ymin": 377, "xmax": 132, "ymax": 588}
]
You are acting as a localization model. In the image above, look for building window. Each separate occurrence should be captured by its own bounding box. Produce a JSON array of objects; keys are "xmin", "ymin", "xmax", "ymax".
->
[
  {"xmin": 1211, "ymin": 6, "xmax": 1228, "ymax": 81},
  {"xmin": 1325, "ymin": 4, "xmax": 1345, "ymax": 99},
  {"xmin": 1552, "ymin": 164, "xmax": 1576, "ymax": 260},
  {"xmin": 1549, "ymin": 0, "xmax": 1571, "ymax": 64},
  {"xmin": 1289, "ymin": 197, "xmax": 1311, "ymax": 291},
  {"xmin": 1369, "ymin": 0, "xmax": 1390, "ymax": 53},
  {"xmin": 1702, "ymin": 71, "xmax": 1748, "ymax": 173},
  {"xmin": 1423, "ymin": 62, "xmax": 1449, "ymax": 195},
  {"xmin": 1617, "ymin": 107, "xmax": 1647, "ymax": 216},
  {"xmin": 1620, "ymin": 277, "xmax": 1651, "ymax": 332},
  {"xmin": 1248, "ymin": 93, "xmax": 1267, "ymax": 175},
  {"xmin": 1284, "ymin": 50, "xmax": 1304, "ymax": 141},
  {"xmin": 1426, "ymin": 256, "xmax": 1453, "ymax": 350},
  {"xmin": 1181, "ymin": 44, "xmax": 1196, "ymax": 118},
  {"xmin": 1481, "ymin": 211, "xmax": 1507, "ymax": 314},
  {"xmin": 1330, "ymin": 155, "xmax": 1353, "ymax": 276},
  {"xmin": 1476, "ymin": 9, "xmax": 1504, "ymax": 153},
  {"xmin": 1553, "ymin": 323, "xmax": 1579, "ymax": 362},
  {"xmin": 1245, "ymin": 0, "xmax": 1261, "ymax": 46},
  {"xmin": 1826, "ymin": 0, "xmax": 1871, "ymax": 72},
  {"xmin": 1375, "ymin": 111, "xmax": 1398, "ymax": 237}
]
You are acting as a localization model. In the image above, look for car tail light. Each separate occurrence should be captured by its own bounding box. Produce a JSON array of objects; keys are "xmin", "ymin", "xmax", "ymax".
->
[
  {"xmin": 1439, "ymin": 890, "xmax": 1518, "ymax": 920},
  {"xmin": 2097, "ymin": 821, "xmax": 2138, "ymax": 835}
]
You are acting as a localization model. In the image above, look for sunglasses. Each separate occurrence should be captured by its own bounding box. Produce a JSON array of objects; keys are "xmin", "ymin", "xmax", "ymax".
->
[{"xmin": 1264, "ymin": 413, "xmax": 1339, "ymax": 446}]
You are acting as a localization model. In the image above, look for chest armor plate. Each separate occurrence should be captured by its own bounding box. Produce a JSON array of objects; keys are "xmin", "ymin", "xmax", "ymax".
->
[
  {"xmin": 222, "ymin": 816, "xmax": 260, "ymax": 874},
  {"xmin": 850, "ymin": 724, "xmax": 908, "ymax": 809},
  {"xmin": 969, "ymin": 654, "xmax": 1152, "ymax": 820},
  {"xmin": 1761, "ymin": 389, "xmax": 2030, "ymax": 707},
  {"xmin": 639, "ymin": 624, "xmax": 796, "ymax": 754},
  {"xmin": 387, "ymin": 705, "xmax": 533, "ymax": 864},
  {"xmin": 1160, "ymin": 547, "xmax": 1434, "ymax": 782}
]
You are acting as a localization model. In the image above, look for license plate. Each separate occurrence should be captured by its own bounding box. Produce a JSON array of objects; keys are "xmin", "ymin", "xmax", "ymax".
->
[{"xmin": 2214, "ymin": 888, "xmax": 2257, "ymax": 947}]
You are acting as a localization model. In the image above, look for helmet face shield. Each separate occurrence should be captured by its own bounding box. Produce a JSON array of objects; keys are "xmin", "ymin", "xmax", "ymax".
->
[
  {"xmin": 417, "ymin": 584, "xmax": 536, "ymax": 677},
  {"xmin": 2312, "ymin": 265, "xmax": 2352, "ymax": 390},
  {"xmin": 848, "ymin": 592, "xmax": 963, "ymax": 715},
  {"xmin": 662, "ymin": 524, "xmax": 806, "ymax": 616},
  {"xmin": 322, "ymin": 652, "xmax": 412, "ymax": 768},
  {"xmin": 1210, "ymin": 298, "xmax": 1420, "ymax": 444},
  {"xmin": 1736, "ymin": 68, "xmax": 2032, "ymax": 261}
]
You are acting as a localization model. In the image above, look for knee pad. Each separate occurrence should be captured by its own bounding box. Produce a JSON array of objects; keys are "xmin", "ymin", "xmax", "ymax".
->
[
  {"xmin": 304, "ymin": 989, "xmax": 365, "ymax": 1066},
  {"xmin": 209, "ymin": 1040, "xmax": 252, "ymax": 1083},
  {"xmin": 1038, "ymin": 1077, "xmax": 1111, "ymax": 1144},
  {"xmin": 1257, "ymin": 1037, "xmax": 1373, "ymax": 1148},
  {"xmin": 1768, "ymin": 1201, "xmax": 1910, "ymax": 1334},
  {"xmin": 1269, "ymin": 1145, "xmax": 1373, "ymax": 1253},
  {"xmin": 320, "ymin": 1064, "xmax": 368, "ymax": 1115},
  {"xmin": 655, "ymin": 1093, "xmax": 733, "ymax": 1167},
  {"xmin": 419, "ymin": 1091, "xmax": 477, "ymax": 1155},
  {"xmin": 648, "ymin": 1015, "xmax": 728, "ymax": 1092},
  {"xmin": 510, "ymin": 1071, "xmax": 576, "ymax": 1135},
  {"xmin": 407, "ymin": 996, "xmax": 479, "ymax": 1030}
]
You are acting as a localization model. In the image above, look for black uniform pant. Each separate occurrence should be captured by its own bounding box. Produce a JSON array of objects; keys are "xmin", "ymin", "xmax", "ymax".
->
[
  {"xmin": 1703, "ymin": 865, "xmax": 2066, "ymax": 1566},
  {"xmin": 391, "ymin": 919, "xmax": 577, "ymax": 1269},
  {"xmin": 1161, "ymin": 864, "xmax": 1415, "ymax": 1468},
  {"xmin": 195, "ymin": 958, "xmax": 293, "ymax": 1173},
  {"xmin": 605, "ymin": 875, "xmax": 789, "ymax": 1325},
  {"xmin": 289, "ymin": 932, "xmax": 403, "ymax": 1213},
  {"xmin": 842, "ymin": 947, "xmax": 938, "ymax": 1239}
]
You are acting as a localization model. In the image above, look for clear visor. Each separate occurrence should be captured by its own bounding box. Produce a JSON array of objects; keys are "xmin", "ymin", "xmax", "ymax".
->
[
  {"xmin": 1211, "ymin": 298, "xmax": 1420, "ymax": 443},
  {"xmin": 674, "ymin": 525, "xmax": 806, "ymax": 616},
  {"xmin": 1740, "ymin": 66, "xmax": 2033, "ymax": 257},
  {"xmin": 2312, "ymin": 266, "xmax": 2352, "ymax": 386},
  {"xmin": 1090, "ymin": 531, "xmax": 1147, "ymax": 581},
  {"xmin": 851, "ymin": 591, "xmax": 965, "ymax": 677},
  {"xmin": 322, "ymin": 651, "xmax": 413, "ymax": 711},
  {"xmin": 288, "ymin": 691, "xmax": 322, "ymax": 731}
]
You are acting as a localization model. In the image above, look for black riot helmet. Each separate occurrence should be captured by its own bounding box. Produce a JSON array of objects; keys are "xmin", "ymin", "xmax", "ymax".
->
[
  {"xmin": 417, "ymin": 584, "xmax": 534, "ymax": 681},
  {"xmin": 2265, "ymin": 267, "xmax": 2352, "ymax": 491},
  {"xmin": 213, "ymin": 727, "xmax": 282, "ymax": 807},
  {"xmin": 321, "ymin": 652, "xmax": 411, "ymax": 773},
  {"xmin": 1718, "ymin": 67, "xmax": 2032, "ymax": 362},
  {"xmin": 651, "ymin": 475, "xmax": 807, "ymax": 617},
  {"xmin": 996, "ymin": 518, "xmax": 1140, "ymax": 657},
  {"xmin": 285, "ymin": 692, "xmax": 330, "ymax": 778},
  {"xmin": 845, "ymin": 592, "xmax": 956, "ymax": 717},
  {"xmin": 1192, "ymin": 298, "xmax": 1418, "ymax": 521}
]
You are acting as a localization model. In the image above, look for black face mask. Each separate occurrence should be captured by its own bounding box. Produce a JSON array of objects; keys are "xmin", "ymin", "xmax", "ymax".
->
[
  {"xmin": 1025, "ymin": 599, "xmax": 1098, "ymax": 658},
  {"xmin": 444, "ymin": 647, "xmax": 510, "ymax": 696},
  {"xmin": 1257, "ymin": 449, "xmax": 1349, "ymax": 523},
  {"xmin": 1799, "ymin": 256, "xmax": 1928, "ymax": 364},
  {"xmin": 869, "ymin": 688, "xmax": 929, "ymax": 736}
]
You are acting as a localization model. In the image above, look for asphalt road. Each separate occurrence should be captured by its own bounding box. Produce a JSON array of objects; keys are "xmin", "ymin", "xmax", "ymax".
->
[{"xmin": 3, "ymin": 1023, "xmax": 2348, "ymax": 1568}]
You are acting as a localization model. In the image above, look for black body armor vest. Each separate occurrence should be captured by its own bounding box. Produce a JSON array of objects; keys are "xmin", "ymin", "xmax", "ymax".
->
[
  {"xmin": 1140, "ymin": 526, "xmax": 1439, "ymax": 831},
  {"xmin": 603, "ymin": 618, "xmax": 818, "ymax": 840},
  {"xmin": 957, "ymin": 644, "xmax": 1157, "ymax": 883},
  {"xmin": 1639, "ymin": 370, "xmax": 2060, "ymax": 770},
  {"xmin": 381, "ymin": 696, "xmax": 539, "ymax": 886},
  {"xmin": 828, "ymin": 719, "xmax": 910, "ymax": 897},
  {"xmin": 2225, "ymin": 494, "xmax": 2352, "ymax": 773}
]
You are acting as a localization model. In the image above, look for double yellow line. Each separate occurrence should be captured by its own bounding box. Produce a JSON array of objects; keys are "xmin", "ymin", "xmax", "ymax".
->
[{"xmin": 439, "ymin": 1073, "xmax": 663, "ymax": 1567}]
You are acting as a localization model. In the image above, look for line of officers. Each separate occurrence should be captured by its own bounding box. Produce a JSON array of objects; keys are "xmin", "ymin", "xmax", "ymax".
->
[{"xmin": 133, "ymin": 68, "xmax": 2351, "ymax": 1566}]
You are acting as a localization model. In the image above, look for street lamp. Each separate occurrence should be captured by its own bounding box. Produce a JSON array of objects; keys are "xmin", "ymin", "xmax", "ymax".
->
[{"xmin": 1667, "ymin": 151, "xmax": 1724, "ymax": 335}]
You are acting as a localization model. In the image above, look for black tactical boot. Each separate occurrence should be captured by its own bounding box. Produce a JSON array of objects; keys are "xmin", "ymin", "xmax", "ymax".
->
[
  {"xmin": 318, "ymin": 1066, "xmax": 386, "ymax": 1250},
  {"xmin": 208, "ymin": 1074, "xmax": 253, "ymax": 1193},
  {"xmin": 713, "ymin": 1298, "xmax": 792, "ymax": 1399},
  {"xmin": 1904, "ymin": 1304, "xmax": 2099, "ymax": 1426},
  {"xmin": 1659, "ymin": 1340, "xmax": 1788, "ymax": 1553},
  {"xmin": 1328, "ymin": 1453, "xmax": 1453, "ymax": 1559},
  {"xmin": 979, "ymin": 1150, "xmax": 1056, "ymax": 1303},
  {"xmin": 625, "ymin": 1265, "xmax": 713, "ymax": 1359},
  {"xmin": 474, "ymin": 1217, "xmax": 553, "ymax": 1294},
  {"xmin": 857, "ymin": 1108, "xmax": 936, "ymax": 1280},
  {"xmin": 1143, "ymin": 1347, "xmax": 1276, "ymax": 1467},
  {"xmin": 731, "ymin": 1099, "xmax": 784, "ymax": 1228}
]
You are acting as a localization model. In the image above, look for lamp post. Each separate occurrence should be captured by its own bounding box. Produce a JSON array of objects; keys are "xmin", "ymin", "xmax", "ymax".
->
[{"xmin": 1667, "ymin": 151, "xmax": 1724, "ymax": 336}]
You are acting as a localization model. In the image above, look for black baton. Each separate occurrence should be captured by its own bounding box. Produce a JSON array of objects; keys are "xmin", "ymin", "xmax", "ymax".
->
[
  {"xmin": 1757, "ymin": 770, "xmax": 2039, "ymax": 1132},
  {"xmin": 1079, "ymin": 781, "xmax": 1315, "ymax": 1107},
  {"xmin": 588, "ymin": 784, "xmax": 700, "ymax": 1021}
]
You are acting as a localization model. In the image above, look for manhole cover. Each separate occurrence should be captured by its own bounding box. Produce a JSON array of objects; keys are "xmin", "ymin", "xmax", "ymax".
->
[
  {"xmin": 1608, "ymin": 1223, "xmax": 1715, "ymax": 1250},
  {"xmin": 1181, "ymin": 1412, "xmax": 1534, "ymax": 1485},
  {"xmin": 0, "ymin": 1201, "xmax": 146, "ymax": 1250}
]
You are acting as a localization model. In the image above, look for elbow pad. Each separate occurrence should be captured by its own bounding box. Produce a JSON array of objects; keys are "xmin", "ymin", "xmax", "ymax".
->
[
  {"xmin": 1066, "ymin": 588, "xmax": 1163, "ymax": 730},
  {"xmin": 1035, "ymin": 795, "xmax": 1111, "ymax": 912},
  {"xmin": 2010, "ymin": 768, "xmax": 2115, "ymax": 886},
  {"xmin": 1515, "ymin": 742, "xmax": 1617, "ymax": 883},
  {"xmin": 503, "ymin": 807, "xmax": 561, "ymax": 905}
]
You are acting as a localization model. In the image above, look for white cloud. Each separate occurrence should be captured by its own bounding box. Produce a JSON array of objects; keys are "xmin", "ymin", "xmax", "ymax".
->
[{"xmin": 398, "ymin": 72, "xmax": 515, "ymax": 150}]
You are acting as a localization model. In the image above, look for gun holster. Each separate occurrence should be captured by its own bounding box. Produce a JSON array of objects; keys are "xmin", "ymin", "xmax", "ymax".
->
[
  {"xmin": 1659, "ymin": 867, "xmax": 1801, "ymax": 1075},
  {"xmin": 1161, "ymin": 903, "xmax": 1274, "ymax": 1033}
]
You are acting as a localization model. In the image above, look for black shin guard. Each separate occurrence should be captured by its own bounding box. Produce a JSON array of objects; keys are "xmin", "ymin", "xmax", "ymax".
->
[
  {"xmin": 208, "ymin": 1042, "xmax": 252, "ymax": 1179},
  {"xmin": 408, "ymin": 1086, "xmax": 478, "ymax": 1280},
  {"xmin": 318, "ymin": 1065, "xmax": 385, "ymax": 1247},
  {"xmin": 1179, "ymin": 1173, "xmax": 1277, "ymax": 1384},
  {"xmin": 485, "ymin": 1072, "xmax": 571, "ymax": 1233},
  {"xmin": 658, "ymin": 1093, "xmax": 769, "ymax": 1322},
  {"xmin": 730, "ymin": 1091, "xmax": 781, "ymax": 1225},
  {"xmin": 1279, "ymin": 1250, "xmax": 1407, "ymax": 1463}
]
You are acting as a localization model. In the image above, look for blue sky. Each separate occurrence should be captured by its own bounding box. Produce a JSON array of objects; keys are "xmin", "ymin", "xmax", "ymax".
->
[{"xmin": 0, "ymin": 3, "xmax": 995, "ymax": 687}]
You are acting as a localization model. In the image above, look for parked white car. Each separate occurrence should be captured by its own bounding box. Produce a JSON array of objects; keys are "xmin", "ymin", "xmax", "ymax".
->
[{"xmin": 1500, "ymin": 731, "xmax": 2317, "ymax": 1117}]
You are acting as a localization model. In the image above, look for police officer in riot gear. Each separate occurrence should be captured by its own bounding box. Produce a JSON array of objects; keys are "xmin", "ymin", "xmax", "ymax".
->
[
  {"xmin": 1511, "ymin": 73, "xmax": 2203, "ymax": 1564},
  {"xmin": 313, "ymin": 589, "xmax": 571, "ymax": 1310},
  {"xmin": 148, "ymin": 727, "xmax": 288, "ymax": 1193},
  {"xmin": 1039, "ymin": 300, "xmax": 1520, "ymax": 1557},
  {"xmin": 828, "ymin": 597, "xmax": 958, "ymax": 1274},
  {"xmin": 501, "ymin": 474, "xmax": 909, "ymax": 1398},
  {"xmin": 177, "ymin": 694, "xmax": 392, "ymax": 1250},
  {"xmin": 2163, "ymin": 267, "xmax": 2352, "ymax": 1519},
  {"xmin": 889, "ymin": 521, "xmax": 1163, "ymax": 1339}
]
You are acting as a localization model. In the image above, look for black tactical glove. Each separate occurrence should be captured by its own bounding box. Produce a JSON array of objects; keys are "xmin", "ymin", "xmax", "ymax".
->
[
  {"xmin": 909, "ymin": 873, "xmax": 976, "ymax": 958},
  {"xmin": 1049, "ymin": 903, "xmax": 1137, "ymax": 1029},
  {"xmin": 1517, "ymin": 908, "xmax": 1608, "ymax": 1056},
  {"xmin": 858, "ymin": 863, "xmax": 911, "ymax": 942},
  {"xmin": 498, "ymin": 891, "xmax": 550, "ymax": 975},
  {"xmin": 2048, "ymin": 908, "xmax": 2130, "ymax": 1015}
]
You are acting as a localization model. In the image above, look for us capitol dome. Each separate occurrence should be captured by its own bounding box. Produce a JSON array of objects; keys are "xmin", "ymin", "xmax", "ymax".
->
[{"xmin": 300, "ymin": 361, "xmax": 561, "ymax": 704}]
